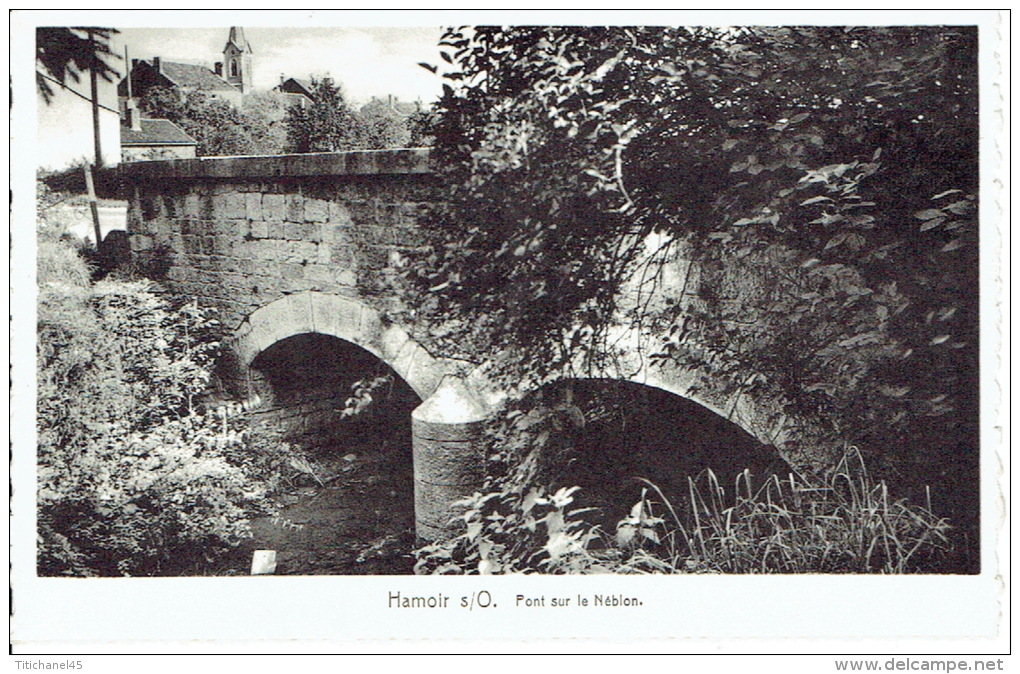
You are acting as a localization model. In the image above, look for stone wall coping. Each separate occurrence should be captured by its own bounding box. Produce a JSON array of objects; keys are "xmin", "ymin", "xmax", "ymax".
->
[{"xmin": 116, "ymin": 147, "xmax": 434, "ymax": 181}]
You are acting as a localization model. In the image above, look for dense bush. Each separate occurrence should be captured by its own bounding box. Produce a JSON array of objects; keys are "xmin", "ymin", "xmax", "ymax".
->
[
  {"xmin": 284, "ymin": 76, "xmax": 416, "ymax": 152},
  {"xmin": 139, "ymin": 87, "xmax": 288, "ymax": 157},
  {"xmin": 402, "ymin": 26, "xmax": 980, "ymax": 566},
  {"xmin": 36, "ymin": 231, "xmax": 282, "ymax": 575}
]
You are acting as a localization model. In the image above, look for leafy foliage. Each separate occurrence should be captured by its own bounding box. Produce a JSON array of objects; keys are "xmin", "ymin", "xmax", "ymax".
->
[
  {"xmin": 138, "ymin": 87, "xmax": 286, "ymax": 156},
  {"xmin": 35, "ymin": 227, "xmax": 285, "ymax": 575},
  {"xmin": 359, "ymin": 107, "xmax": 413, "ymax": 150},
  {"xmin": 283, "ymin": 76, "xmax": 422, "ymax": 152},
  {"xmin": 36, "ymin": 27, "xmax": 120, "ymax": 105},
  {"xmin": 284, "ymin": 77, "xmax": 364, "ymax": 153},
  {"xmin": 235, "ymin": 90, "xmax": 293, "ymax": 155},
  {"xmin": 406, "ymin": 108, "xmax": 440, "ymax": 147},
  {"xmin": 414, "ymin": 486, "xmax": 609, "ymax": 575},
  {"xmin": 401, "ymin": 27, "xmax": 979, "ymax": 515},
  {"xmin": 340, "ymin": 374, "xmax": 395, "ymax": 420}
]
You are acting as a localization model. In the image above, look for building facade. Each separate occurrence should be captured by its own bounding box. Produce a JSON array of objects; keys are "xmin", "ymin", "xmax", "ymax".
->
[{"xmin": 118, "ymin": 27, "xmax": 254, "ymax": 107}]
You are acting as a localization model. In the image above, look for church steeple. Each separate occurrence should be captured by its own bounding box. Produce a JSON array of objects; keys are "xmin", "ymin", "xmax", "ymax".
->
[
  {"xmin": 225, "ymin": 27, "xmax": 253, "ymax": 54},
  {"xmin": 221, "ymin": 26, "xmax": 253, "ymax": 94}
]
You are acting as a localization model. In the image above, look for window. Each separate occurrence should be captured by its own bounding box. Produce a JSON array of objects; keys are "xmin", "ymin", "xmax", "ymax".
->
[{"xmin": 230, "ymin": 60, "xmax": 238, "ymax": 77}]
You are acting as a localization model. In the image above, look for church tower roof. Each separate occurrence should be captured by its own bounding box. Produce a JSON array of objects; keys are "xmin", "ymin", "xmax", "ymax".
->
[{"xmin": 225, "ymin": 26, "xmax": 253, "ymax": 54}]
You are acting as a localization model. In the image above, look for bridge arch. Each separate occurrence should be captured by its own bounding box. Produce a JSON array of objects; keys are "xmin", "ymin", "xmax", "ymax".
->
[{"xmin": 230, "ymin": 290, "xmax": 449, "ymax": 401}]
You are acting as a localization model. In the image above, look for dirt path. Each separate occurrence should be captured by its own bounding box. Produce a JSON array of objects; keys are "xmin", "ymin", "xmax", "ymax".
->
[{"xmin": 242, "ymin": 441, "xmax": 418, "ymax": 575}]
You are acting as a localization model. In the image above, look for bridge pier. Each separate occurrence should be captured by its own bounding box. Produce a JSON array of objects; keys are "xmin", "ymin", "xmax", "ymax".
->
[{"xmin": 411, "ymin": 376, "xmax": 492, "ymax": 540}]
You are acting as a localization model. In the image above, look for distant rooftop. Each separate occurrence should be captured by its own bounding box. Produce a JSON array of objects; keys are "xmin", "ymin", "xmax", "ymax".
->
[
  {"xmin": 157, "ymin": 60, "xmax": 237, "ymax": 92},
  {"xmin": 121, "ymin": 118, "xmax": 197, "ymax": 146},
  {"xmin": 361, "ymin": 94, "xmax": 421, "ymax": 117}
]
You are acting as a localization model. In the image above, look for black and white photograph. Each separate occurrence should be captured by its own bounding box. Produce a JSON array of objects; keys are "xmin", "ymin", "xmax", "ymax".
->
[{"xmin": 10, "ymin": 9, "xmax": 1008, "ymax": 657}]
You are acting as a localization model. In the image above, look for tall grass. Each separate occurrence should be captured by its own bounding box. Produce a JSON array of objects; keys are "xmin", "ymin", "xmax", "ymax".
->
[
  {"xmin": 415, "ymin": 447, "xmax": 954, "ymax": 575},
  {"xmin": 626, "ymin": 447, "xmax": 953, "ymax": 574}
]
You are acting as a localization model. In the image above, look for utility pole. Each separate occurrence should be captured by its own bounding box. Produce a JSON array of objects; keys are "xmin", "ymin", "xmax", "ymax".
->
[
  {"xmin": 88, "ymin": 28, "xmax": 103, "ymax": 168},
  {"xmin": 125, "ymin": 45, "xmax": 132, "ymax": 99},
  {"xmin": 86, "ymin": 28, "xmax": 105, "ymax": 248},
  {"xmin": 83, "ymin": 164, "xmax": 103, "ymax": 247}
]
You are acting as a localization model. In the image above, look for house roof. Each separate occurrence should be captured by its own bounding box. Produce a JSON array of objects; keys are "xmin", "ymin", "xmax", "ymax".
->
[
  {"xmin": 158, "ymin": 60, "xmax": 237, "ymax": 92},
  {"xmin": 275, "ymin": 77, "xmax": 315, "ymax": 98},
  {"xmin": 121, "ymin": 118, "xmax": 198, "ymax": 146},
  {"xmin": 361, "ymin": 95, "xmax": 421, "ymax": 118}
]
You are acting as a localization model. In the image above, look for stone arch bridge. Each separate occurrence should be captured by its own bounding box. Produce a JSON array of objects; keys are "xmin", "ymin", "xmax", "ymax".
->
[{"xmin": 119, "ymin": 149, "xmax": 809, "ymax": 539}]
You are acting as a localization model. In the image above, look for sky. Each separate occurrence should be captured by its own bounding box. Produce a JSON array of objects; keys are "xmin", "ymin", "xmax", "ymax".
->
[{"xmin": 113, "ymin": 25, "xmax": 446, "ymax": 107}]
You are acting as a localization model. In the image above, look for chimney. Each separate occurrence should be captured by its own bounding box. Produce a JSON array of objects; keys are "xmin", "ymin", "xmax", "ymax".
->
[
  {"xmin": 280, "ymin": 73, "xmax": 285, "ymax": 87},
  {"xmin": 125, "ymin": 99, "xmax": 142, "ymax": 131},
  {"xmin": 152, "ymin": 56, "xmax": 162, "ymax": 72},
  {"xmin": 214, "ymin": 62, "xmax": 223, "ymax": 76}
]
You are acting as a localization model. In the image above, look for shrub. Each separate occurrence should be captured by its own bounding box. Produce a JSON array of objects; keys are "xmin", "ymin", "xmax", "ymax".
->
[
  {"xmin": 414, "ymin": 486, "xmax": 612, "ymax": 575},
  {"xmin": 36, "ymin": 251, "xmax": 282, "ymax": 576},
  {"xmin": 37, "ymin": 413, "xmax": 274, "ymax": 576}
]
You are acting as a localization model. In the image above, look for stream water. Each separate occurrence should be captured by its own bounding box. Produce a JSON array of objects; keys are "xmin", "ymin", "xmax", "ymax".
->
[
  {"xmin": 238, "ymin": 435, "xmax": 418, "ymax": 575},
  {"xmin": 225, "ymin": 382, "xmax": 784, "ymax": 577}
]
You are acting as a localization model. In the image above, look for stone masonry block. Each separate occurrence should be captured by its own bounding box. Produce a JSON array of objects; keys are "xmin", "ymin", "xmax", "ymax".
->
[
  {"xmin": 184, "ymin": 193, "xmax": 201, "ymax": 218},
  {"xmin": 299, "ymin": 223, "xmax": 320, "ymax": 241},
  {"xmin": 286, "ymin": 194, "xmax": 304, "ymax": 222},
  {"xmin": 308, "ymin": 292, "xmax": 363, "ymax": 344},
  {"xmin": 281, "ymin": 262, "xmax": 304, "ymax": 280},
  {"xmin": 216, "ymin": 192, "xmax": 246, "ymax": 220},
  {"xmin": 235, "ymin": 257, "xmax": 256, "ymax": 275},
  {"xmin": 214, "ymin": 218, "xmax": 241, "ymax": 238},
  {"xmin": 250, "ymin": 220, "xmax": 269, "ymax": 239},
  {"xmin": 246, "ymin": 193, "xmax": 263, "ymax": 221},
  {"xmin": 304, "ymin": 198, "xmax": 328, "ymax": 223},
  {"xmin": 405, "ymin": 350, "xmax": 446, "ymax": 401},
  {"xmin": 286, "ymin": 241, "xmax": 315, "ymax": 263},
  {"xmin": 316, "ymin": 243, "xmax": 331, "ymax": 265},
  {"xmin": 335, "ymin": 268, "xmax": 357, "ymax": 288},
  {"xmin": 283, "ymin": 289, "xmax": 314, "ymax": 334},
  {"xmin": 263, "ymin": 221, "xmax": 284, "ymax": 239},
  {"xmin": 130, "ymin": 234, "xmax": 153, "ymax": 252},
  {"xmin": 246, "ymin": 292, "xmax": 315, "ymax": 354},
  {"xmin": 328, "ymin": 226, "xmax": 353, "ymax": 247},
  {"xmin": 354, "ymin": 303, "xmax": 383, "ymax": 351},
  {"xmin": 263, "ymin": 194, "xmax": 286, "ymax": 221},
  {"xmin": 347, "ymin": 200, "xmax": 377, "ymax": 225},
  {"xmin": 256, "ymin": 241, "xmax": 277, "ymax": 261},
  {"xmin": 380, "ymin": 324, "xmax": 411, "ymax": 363},
  {"xmin": 327, "ymin": 244, "xmax": 355, "ymax": 266},
  {"xmin": 199, "ymin": 195, "xmax": 215, "ymax": 219},
  {"xmin": 304, "ymin": 264, "xmax": 333, "ymax": 284},
  {"xmin": 389, "ymin": 340, "xmax": 423, "ymax": 385}
]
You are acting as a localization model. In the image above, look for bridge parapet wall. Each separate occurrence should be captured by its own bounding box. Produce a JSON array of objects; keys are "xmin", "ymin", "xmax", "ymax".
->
[{"xmin": 119, "ymin": 149, "xmax": 437, "ymax": 331}]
